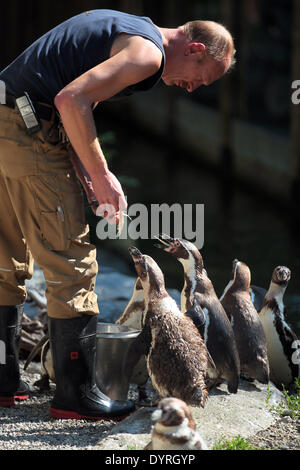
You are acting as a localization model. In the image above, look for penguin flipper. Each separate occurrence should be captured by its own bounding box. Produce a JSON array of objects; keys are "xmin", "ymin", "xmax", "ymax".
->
[
  {"xmin": 283, "ymin": 320, "xmax": 298, "ymax": 344},
  {"xmin": 24, "ymin": 334, "xmax": 49, "ymax": 370},
  {"xmin": 185, "ymin": 302, "xmax": 218, "ymax": 387},
  {"xmin": 34, "ymin": 374, "xmax": 50, "ymax": 391},
  {"xmin": 282, "ymin": 321, "xmax": 300, "ymax": 380},
  {"xmin": 184, "ymin": 301, "xmax": 206, "ymax": 331},
  {"xmin": 250, "ymin": 285, "xmax": 267, "ymax": 312}
]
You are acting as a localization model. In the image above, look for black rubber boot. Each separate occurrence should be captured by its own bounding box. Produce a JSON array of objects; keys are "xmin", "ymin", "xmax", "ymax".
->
[
  {"xmin": 48, "ymin": 315, "xmax": 135, "ymax": 420},
  {"xmin": 0, "ymin": 305, "xmax": 30, "ymax": 407}
]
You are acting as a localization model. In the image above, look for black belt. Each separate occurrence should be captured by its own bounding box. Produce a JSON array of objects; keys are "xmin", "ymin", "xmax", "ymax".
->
[{"xmin": 4, "ymin": 92, "xmax": 53, "ymax": 122}]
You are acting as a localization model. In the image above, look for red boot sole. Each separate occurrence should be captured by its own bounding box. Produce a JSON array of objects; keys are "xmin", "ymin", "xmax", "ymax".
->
[
  {"xmin": 50, "ymin": 407, "xmax": 130, "ymax": 421},
  {"xmin": 15, "ymin": 394, "xmax": 30, "ymax": 401},
  {"xmin": 0, "ymin": 397, "xmax": 15, "ymax": 407},
  {"xmin": 0, "ymin": 394, "xmax": 29, "ymax": 407}
]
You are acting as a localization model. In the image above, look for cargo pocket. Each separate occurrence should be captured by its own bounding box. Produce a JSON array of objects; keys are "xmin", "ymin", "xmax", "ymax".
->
[
  {"xmin": 40, "ymin": 206, "xmax": 70, "ymax": 251},
  {"xmin": 60, "ymin": 172, "xmax": 91, "ymax": 245}
]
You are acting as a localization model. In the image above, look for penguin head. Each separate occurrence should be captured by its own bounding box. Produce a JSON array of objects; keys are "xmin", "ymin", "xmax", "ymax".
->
[
  {"xmin": 151, "ymin": 397, "xmax": 195, "ymax": 430},
  {"xmin": 129, "ymin": 246, "xmax": 148, "ymax": 281},
  {"xmin": 129, "ymin": 247, "xmax": 165, "ymax": 292},
  {"xmin": 271, "ymin": 266, "xmax": 291, "ymax": 286},
  {"xmin": 231, "ymin": 259, "xmax": 251, "ymax": 290},
  {"xmin": 155, "ymin": 234, "xmax": 204, "ymax": 270}
]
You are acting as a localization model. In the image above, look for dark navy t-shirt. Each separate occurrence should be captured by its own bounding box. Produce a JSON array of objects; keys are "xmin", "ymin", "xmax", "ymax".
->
[{"xmin": 0, "ymin": 9, "xmax": 165, "ymax": 104}]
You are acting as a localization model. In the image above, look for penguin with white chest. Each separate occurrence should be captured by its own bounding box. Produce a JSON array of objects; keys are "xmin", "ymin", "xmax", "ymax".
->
[
  {"xmin": 220, "ymin": 259, "xmax": 270, "ymax": 384},
  {"xmin": 144, "ymin": 397, "xmax": 208, "ymax": 450},
  {"xmin": 116, "ymin": 278, "xmax": 145, "ymax": 329},
  {"xmin": 258, "ymin": 266, "xmax": 299, "ymax": 390},
  {"xmin": 128, "ymin": 246, "xmax": 218, "ymax": 407},
  {"xmin": 116, "ymin": 278, "xmax": 150, "ymax": 402},
  {"xmin": 155, "ymin": 235, "xmax": 240, "ymax": 394}
]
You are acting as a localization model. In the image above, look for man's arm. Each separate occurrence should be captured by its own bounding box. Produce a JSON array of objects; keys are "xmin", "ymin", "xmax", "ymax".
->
[{"xmin": 54, "ymin": 35, "xmax": 162, "ymax": 219}]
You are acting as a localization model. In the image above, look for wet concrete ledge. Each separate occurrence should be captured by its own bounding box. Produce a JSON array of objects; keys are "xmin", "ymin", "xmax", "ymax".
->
[{"xmin": 94, "ymin": 380, "xmax": 284, "ymax": 450}]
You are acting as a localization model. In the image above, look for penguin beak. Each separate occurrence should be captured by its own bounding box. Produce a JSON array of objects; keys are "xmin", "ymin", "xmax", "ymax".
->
[
  {"xmin": 128, "ymin": 246, "xmax": 143, "ymax": 259},
  {"xmin": 153, "ymin": 234, "xmax": 174, "ymax": 251},
  {"xmin": 273, "ymin": 266, "xmax": 291, "ymax": 284},
  {"xmin": 153, "ymin": 406, "xmax": 184, "ymax": 427},
  {"xmin": 151, "ymin": 408, "xmax": 163, "ymax": 423},
  {"xmin": 278, "ymin": 267, "xmax": 291, "ymax": 282},
  {"xmin": 128, "ymin": 247, "xmax": 147, "ymax": 271}
]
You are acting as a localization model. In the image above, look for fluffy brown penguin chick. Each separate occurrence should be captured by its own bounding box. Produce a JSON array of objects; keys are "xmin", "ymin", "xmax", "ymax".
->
[
  {"xmin": 220, "ymin": 259, "xmax": 270, "ymax": 384},
  {"xmin": 155, "ymin": 235, "xmax": 240, "ymax": 394},
  {"xmin": 144, "ymin": 397, "xmax": 208, "ymax": 450},
  {"xmin": 128, "ymin": 247, "xmax": 215, "ymax": 408}
]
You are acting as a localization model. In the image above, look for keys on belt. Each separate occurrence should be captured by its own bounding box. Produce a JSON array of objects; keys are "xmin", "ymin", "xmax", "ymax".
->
[
  {"xmin": 15, "ymin": 93, "xmax": 42, "ymax": 134},
  {"xmin": 2, "ymin": 91, "xmax": 68, "ymax": 145},
  {"xmin": 3, "ymin": 91, "xmax": 54, "ymax": 134}
]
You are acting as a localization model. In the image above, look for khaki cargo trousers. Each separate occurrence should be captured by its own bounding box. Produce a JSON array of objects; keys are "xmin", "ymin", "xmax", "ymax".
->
[{"xmin": 0, "ymin": 104, "xmax": 99, "ymax": 318}]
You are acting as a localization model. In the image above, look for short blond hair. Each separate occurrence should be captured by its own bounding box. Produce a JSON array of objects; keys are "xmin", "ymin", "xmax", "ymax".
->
[{"xmin": 182, "ymin": 20, "xmax": 236, "ymax": 68}]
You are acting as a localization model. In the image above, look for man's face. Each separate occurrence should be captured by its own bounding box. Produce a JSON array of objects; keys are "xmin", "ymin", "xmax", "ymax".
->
[{"xmin": 162, "ymin": 47, "xmax": 231, "ymax": 93}]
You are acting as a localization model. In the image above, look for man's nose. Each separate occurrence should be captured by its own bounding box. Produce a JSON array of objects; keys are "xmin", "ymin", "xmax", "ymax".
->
[{"xmin": 187, "ymin": 82, "xmax": 202, "ymax": 93}]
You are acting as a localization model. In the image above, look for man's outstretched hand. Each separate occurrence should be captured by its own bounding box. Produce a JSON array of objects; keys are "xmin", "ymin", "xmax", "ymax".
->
[
  {"xmin": 69, "ymin": 146, "xmax": 127, "ymax": 224},
  {"xmin": 91, "ymin": 168, "xmax": 127, "ymax": 224}
]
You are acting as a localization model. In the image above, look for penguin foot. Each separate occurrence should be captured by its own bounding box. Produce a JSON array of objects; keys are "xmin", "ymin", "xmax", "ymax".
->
[
  {"xmin": 137, "ymin": 385, "xmax": 150, "ymax": 404},
  {"xmin": 137, "ymin": 396, "xmax": 154, "ymax": 407},
  {"xmin": 240, "ymin": 374, "xmax": 255, "ymax": 383},
  {"xmin": 34, "ymin": 375, "xmax": 50, "ymax": 392},
  {"xmin": 140, "ymin": 398, "xmax": 159, "ymax": 408},
  {"xmin": 207, "ymin": 378, "xmax": 224, "ymax": 390}
]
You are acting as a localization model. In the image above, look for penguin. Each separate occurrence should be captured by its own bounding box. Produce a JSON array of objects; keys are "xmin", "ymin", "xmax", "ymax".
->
[
  {"xmin": 220, "ymin": 259, "xmax": 270, "ymax": 384},
  {"xmin": 155, "ymin": 235, "xmax": 240, "ymax": 394},
  {"xmin": 258, "ymin": 266, "xmax": 299, "ymax": 390},
  {"xmin": 144, "ymin": 397, "xmax": 208, "ymax": 450},
  {"xmin": 128, "ymin": 246, "xmax": 218, "ymax": 407},
  {"xmin": 249, "ymin": 285, "xmax": 267, "ymax": 312},
  {"xmin": 116, "ymin": 278, "xmax": 150, "ymax": 403},
  {"xmin": 24, "ymin": 333, "xmax": 54, "ymax": 390},
  {"xmin": 116, "ymin": 278, "xmax": 145, "ymax": 328}
]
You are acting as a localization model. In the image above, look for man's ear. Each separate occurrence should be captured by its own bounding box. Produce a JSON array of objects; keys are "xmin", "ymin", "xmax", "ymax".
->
[{"xmin": 185, "ymin": 42, "xmax": 206, "ymax": 56}]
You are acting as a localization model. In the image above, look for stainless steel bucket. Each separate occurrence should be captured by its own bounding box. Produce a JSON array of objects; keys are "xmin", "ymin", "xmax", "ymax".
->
[{"xmin": 95, "ymin": 322, "xmax": 141, "ymax": 401}]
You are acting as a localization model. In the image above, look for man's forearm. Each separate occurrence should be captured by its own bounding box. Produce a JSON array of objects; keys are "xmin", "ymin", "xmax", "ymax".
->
[
  {"xmin": 54, "ymin": 92, "xmax": 108, "ymax": 178},
  {"xmin": 54, "ymin": 91, "xmax": 127, "ymax": 218}
]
